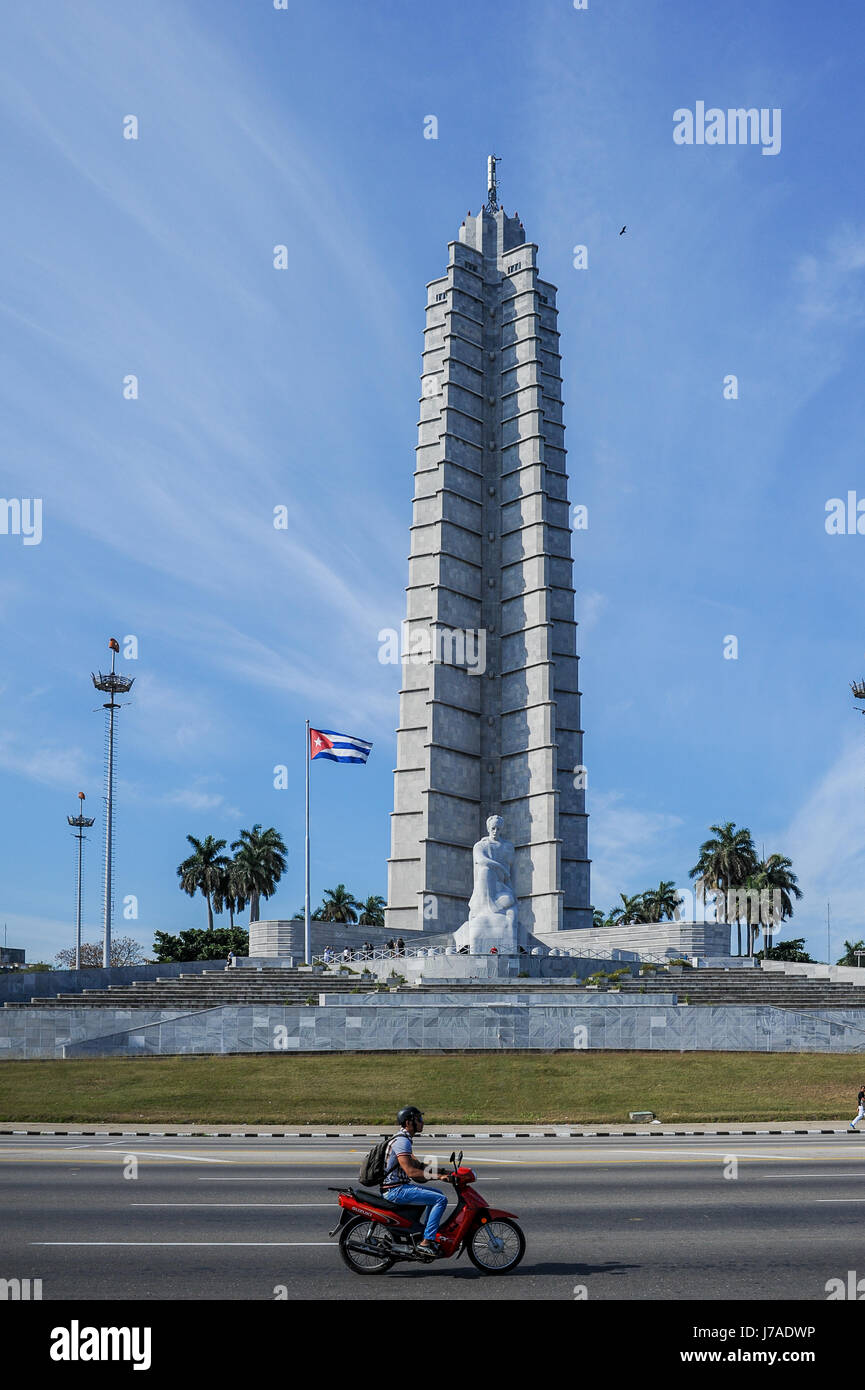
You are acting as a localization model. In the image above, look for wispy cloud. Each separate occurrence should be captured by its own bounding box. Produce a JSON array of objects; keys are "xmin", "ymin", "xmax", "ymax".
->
[
  {"xmin": 164, "ymin": 783, "xmax": 240, "ymax": 819},
  {"xmin": 794, "ymin": 225, "xmax": 865, "ymax": 326},
  {"xmin": 589, "ymin": 790, "xmax": 683, "ymax": 910},
  {"xmin": 778, "ymin": 735, "xmax": 865, "ymax": 952},
  {"xmin": 0, "ymin": 733, "xmax": 90, "ymax": 788}
]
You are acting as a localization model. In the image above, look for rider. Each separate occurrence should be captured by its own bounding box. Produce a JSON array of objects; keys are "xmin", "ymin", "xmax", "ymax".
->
[{"xmin": 382, "ymin": 1105, "xmax": 448, "ymax": 1256}]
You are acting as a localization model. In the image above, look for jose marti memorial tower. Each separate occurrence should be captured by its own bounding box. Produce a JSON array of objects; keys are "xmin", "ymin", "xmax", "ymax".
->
[{"xmin": 386, "ymin": 159, "xmax": 591, "ymax": 941}]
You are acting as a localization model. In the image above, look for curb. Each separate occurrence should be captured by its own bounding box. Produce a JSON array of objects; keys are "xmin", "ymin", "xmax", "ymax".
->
[{"xmin": 0, "ymin": 1124, "xmax": 855, "ymax": 1138}]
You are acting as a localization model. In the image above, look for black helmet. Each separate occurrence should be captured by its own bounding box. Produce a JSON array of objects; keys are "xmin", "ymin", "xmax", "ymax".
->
[{"xmin": 397, "ymin": 1105, "xmax": 423, "ymax": 1127}]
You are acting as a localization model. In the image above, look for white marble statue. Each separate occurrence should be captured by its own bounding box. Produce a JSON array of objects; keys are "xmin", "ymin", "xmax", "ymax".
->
[{"xmin": 453, "ymin": 815, "xmax": 523, "ymax": 954}]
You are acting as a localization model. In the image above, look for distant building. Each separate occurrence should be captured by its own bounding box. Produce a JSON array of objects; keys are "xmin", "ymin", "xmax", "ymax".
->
[{"xmin": 0, "ymin": 947, "xmax": 25, "ymax": 967}]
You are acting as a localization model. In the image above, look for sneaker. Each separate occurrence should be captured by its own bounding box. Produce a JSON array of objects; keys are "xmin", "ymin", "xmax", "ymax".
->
[{"xmin": 850, "ymin": 1124, "xmax": 857, "ymax": 1131}]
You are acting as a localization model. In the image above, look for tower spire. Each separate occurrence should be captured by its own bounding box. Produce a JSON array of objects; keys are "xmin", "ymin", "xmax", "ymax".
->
[{"xmin": 486, "ymin": 154, "xmax": 499, "ymax": 212}]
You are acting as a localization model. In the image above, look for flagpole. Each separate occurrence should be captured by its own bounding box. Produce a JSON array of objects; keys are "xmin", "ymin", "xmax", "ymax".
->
[{"xmin": 304, "ymin": 719, "xmax": 311, "ymax": 966}]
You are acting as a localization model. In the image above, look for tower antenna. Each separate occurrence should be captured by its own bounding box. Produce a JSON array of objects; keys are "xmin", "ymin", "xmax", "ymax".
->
[
  {"xmin": 92, "ymin": 638, "xmax": 134, "ymax": 968},
  {"xmin": 67, "ymin": 792, "xmax": 96, "ymax": 970},
  {"xmin": 486, "ymin": 154, "xmax": 500, "ymax": 213}
]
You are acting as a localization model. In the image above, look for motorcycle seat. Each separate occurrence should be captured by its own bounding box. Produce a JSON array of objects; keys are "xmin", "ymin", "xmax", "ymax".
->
[{"xmin": 353, "ymin": 1190, "xmax": 428, "ymax": 1222}]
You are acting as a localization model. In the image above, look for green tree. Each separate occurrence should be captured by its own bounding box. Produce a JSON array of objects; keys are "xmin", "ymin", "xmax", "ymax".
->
[
  {"xmin": 608, "ymin": 892, "xmax": 646, "ymax": 926},
  {"xmin": 358, "ymin": 894, "xmax": 386, "ymax": 927},
  {"xmin": 319, "ymin": 884, "xmax": 361, "ymax": 923},
  {"xmin": 212, "ymin": 860, "xmax": 248, "ymax": 928},
  {"xmin": 152, "ymin": 926, "xmax": 249, "ymax": 963},
  {"xmin": 837, "ymin": 939, "xmax": 865, "ymax": 967},
  {"xmin": 758, "ymin": 937, "xmax": 813, "ymax": 963},
  {"xmin": 591, "ymin": 905, "xmax": 606, "ymax": 928},
  {"xmin": 641, "ymin": 881, "xmax": 683, "ymax": 923},
  {"xmin": 690, "ymin": 822, "xmax": 758, "ymax": 956},
  {"xmin": 744, "ymin": 853, "xmax": 802, "ymax": 956},
  {"xmin": 231, "ymin": 824, "xmax": 287, "ymax": 923},
  {"xmin": 177, "ymin": 834, "xmax": 230, "ymax": 931}
]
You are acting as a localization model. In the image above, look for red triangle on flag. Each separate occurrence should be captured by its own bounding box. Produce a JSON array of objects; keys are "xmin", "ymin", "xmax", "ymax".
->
[{"xmin": 309, "ymin": 728, "xmax": 334, "ymax": 760}]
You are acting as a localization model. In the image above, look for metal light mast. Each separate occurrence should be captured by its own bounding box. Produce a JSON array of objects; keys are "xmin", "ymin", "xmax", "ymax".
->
[
  {"xmin": 67, "ymin": 791, "xmax": 95, "ymax": 970},
  {"xmin": 92, "ymin": 639, "xmax": 134, "ymax": 968}
]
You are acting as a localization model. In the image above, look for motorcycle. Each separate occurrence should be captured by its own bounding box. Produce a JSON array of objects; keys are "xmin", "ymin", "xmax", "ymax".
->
[{"xmin": 329, "ymin": 1149, "xmax": 525, "ymax": 1275}]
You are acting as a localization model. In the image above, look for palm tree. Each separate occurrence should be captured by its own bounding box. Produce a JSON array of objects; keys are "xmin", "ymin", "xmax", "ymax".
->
[
  {"xmin": 690, "ymin": 822, "xmax": 758, "ymax": 955},
  {"xmin": 177, "ymin": 834, "xmax": 231, "ymax": 931},
  {"xmin": 591, "ymin": 905, "xmax": 606, "ymax": 929},
  {"xmin": 608, "ymin": 892, "xmax": 646, "ymax": 926},
  {"xmin": 212, "ymin": 860, "xmax": 248, "ymax": 929},
  {"xmin": 319, "ymin": 884, "xmax": 360, "ymax": 923},
  {"xmin": 641, "ymin": 881, "xmax": 683, "ymax": 923},
  {"xmin": 837, "ymin": 939, "xmax": 865, "ymax": 967},
  {"xmin": 358, "ymin": 894, "xmax": 386, "ymax": 927},
  {"xmin": 231, "ymin": 824, "xmax": 287, "ymax": 923},
  {"xmin": 745, "ymin": 853, "xmax": 802, "ymax": 956}
]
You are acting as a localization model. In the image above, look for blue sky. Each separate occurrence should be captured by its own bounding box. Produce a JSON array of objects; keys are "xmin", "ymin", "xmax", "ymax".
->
[{"xmin": 2, "ymin": 0, "xmax": 864, "ymax": 964}]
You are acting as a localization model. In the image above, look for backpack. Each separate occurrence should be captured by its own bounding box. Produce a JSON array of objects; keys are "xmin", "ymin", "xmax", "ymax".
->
[{"xmin": 358, "ymin": 1132, "xmax": 402, "ymax": 1188}]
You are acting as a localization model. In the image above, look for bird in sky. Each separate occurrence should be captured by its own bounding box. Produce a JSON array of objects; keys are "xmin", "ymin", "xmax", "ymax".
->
[{"xmin": 619, "ymin": 225, "xmax": 627, "ymax": 235}]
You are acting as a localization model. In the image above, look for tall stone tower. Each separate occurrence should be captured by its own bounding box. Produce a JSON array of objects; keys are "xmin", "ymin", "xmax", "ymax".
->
[{"xmin": 386, "ymin": 160, "xmax": 590, "ymax": 939}]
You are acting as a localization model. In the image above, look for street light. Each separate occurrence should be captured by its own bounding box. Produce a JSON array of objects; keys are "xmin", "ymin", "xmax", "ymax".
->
[
  {"xmin": 92, "ymin": 639, "xmax": 134, "ymax": 968},
  {"xmin": 67, "ymin": 792, "xmax": 95, "ymax": 970}
]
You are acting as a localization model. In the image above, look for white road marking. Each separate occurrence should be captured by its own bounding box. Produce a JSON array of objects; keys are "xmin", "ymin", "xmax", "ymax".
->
[
  {"xmin": 106, "ymin": 1150, "xmax": 232, "ymax": 1164},
  {"xmin": 130, "ymin": 1202, "xmax": 333, "ymax": 1207},
  {"xmin": 756, "ymin": 1173, "xmax": 865, "ymax": 1180},
  {"xmin": 32, "ymin": 1241, "xmax": 334, "ymax": 1247}
]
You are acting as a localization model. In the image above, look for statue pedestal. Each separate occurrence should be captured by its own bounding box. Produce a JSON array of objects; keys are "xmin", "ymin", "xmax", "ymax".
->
[{"xmin": 453, "ymin": 909, "xmax": 519, "ymax": 956}]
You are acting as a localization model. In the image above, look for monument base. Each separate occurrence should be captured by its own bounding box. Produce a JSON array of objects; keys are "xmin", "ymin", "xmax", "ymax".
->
[{"xmin": 453, "ymin": 911, "xmax": 519, "ymax": 955}]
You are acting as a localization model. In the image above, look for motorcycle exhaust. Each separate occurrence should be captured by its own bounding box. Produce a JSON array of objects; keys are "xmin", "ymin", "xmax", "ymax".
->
[{"xmin": 348, "ymin": 1238, "xmax": 419, "ymax": 1263}]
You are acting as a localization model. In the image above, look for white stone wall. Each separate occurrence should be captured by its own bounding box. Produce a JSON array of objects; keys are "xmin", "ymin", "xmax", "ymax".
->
[
  {"xmin": 535, "ymin": 922, "xmax": 732, "ymax": 960},
  {"xmin": 386, "ymin": 201, "xmax": 590, "ymax": 938}
]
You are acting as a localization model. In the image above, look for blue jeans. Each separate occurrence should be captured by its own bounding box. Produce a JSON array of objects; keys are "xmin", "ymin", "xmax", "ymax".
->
[{"xmin": 383, "ymin": 1183, "xmax": 448, "ymax": 1240}]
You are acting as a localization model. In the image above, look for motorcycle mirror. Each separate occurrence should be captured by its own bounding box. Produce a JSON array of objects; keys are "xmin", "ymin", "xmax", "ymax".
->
[
  {"xmin": 458, "ymin": 1150, "xmax": 463, "ymax": 1166},
  {"xmin": 449, "ymin": 1151, "xmax": 455, "ymax": 1165}
]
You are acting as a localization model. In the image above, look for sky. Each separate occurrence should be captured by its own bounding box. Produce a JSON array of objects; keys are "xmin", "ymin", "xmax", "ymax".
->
[{"xmin": 1, "ymin": 0, "xmax": 864, "ymax": 965}]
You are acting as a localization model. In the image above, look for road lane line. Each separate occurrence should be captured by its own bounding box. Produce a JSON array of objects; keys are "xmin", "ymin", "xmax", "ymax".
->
[
  {"xmin": 32, "ymin": 1241, "xmax": 334, "ymax": 1247},
  {"xmin": 130, "ymin": 1202, "xmax": 333, "ymax": 1207},
  {"xmin": 755, "ymin": 1173, "xmax": 865, "ymax": 1180}
]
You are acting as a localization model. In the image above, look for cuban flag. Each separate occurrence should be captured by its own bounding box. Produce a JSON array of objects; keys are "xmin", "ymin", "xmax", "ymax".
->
[{"xmin": 309, "ymin": 727, "xmax": 373, "ymax": 765}]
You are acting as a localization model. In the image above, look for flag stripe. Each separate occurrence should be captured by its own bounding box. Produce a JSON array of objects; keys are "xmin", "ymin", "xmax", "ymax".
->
[
  {"xmin": 309, "ymin": 727, "xmax": 372, "ymax": 764},
  {"xmin": 316, "ymin": 730, "xmax": 372, "ymax": 750}
]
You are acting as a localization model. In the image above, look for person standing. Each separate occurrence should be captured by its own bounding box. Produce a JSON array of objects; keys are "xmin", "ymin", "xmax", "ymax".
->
[{"xmin": 848, "ymin": 1084, "xmax": 865, "ymax": 1131}]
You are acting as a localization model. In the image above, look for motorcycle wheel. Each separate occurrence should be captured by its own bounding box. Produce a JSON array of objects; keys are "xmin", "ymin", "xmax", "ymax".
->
[
  {"xmin": 466, "ymin": 1217, "xmax": 525, "ymax": 1274},
  {"xmin": 338, "ymin": 1216, "xmax": 396, "ymax": 1275}
]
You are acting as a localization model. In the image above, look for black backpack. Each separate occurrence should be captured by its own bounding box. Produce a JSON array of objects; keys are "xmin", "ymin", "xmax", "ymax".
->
[{"xmin": 358, "ymin": 1132, "xmax": 402, "ymax": 1188}]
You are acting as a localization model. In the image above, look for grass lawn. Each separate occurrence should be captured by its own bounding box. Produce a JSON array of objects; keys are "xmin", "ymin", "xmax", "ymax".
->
[{"xmin": 0, "ymin": 1052, "xmax": 861, "ymax": 1124}]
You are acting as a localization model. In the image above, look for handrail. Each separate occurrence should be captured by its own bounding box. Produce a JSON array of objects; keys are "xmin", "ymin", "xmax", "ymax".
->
[{"xmin": 311, "ymin": 946, "xmax": 676, "ymax": 968}]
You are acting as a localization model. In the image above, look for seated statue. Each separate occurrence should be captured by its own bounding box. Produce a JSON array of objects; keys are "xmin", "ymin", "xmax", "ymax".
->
[{"xmin": 453, "ymin": 815, "xmax": 523, "ymax": 955}]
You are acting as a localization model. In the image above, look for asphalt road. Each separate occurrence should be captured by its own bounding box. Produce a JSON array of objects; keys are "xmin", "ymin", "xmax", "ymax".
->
[{"xmin": 2, "ymin": 1133, "xmax": 865, "ymax": 1301}]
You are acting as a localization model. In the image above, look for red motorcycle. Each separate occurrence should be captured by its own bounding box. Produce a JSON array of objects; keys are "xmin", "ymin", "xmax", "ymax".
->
[{"xmin": 329, "ymin": 1150, "xmax": 525, "ymax": 1275}]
